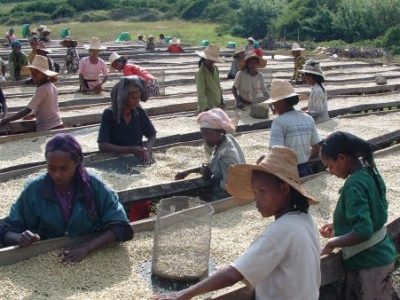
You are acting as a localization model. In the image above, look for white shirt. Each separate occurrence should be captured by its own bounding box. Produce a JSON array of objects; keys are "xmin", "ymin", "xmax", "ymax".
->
[
  {"xmin": 269, "ymin": 110, "xmax": 320, "ymax": 164},
  {"xmin": 231, "ymin": 212, "xmax": 321, "ymax": 300},
  {"xmin": 308, "ymin": 84, "xmax": 329, "ymax": 123},
  {"xmin": 234, "ymin": 70, "xmax": 268, "ymax": 103}
]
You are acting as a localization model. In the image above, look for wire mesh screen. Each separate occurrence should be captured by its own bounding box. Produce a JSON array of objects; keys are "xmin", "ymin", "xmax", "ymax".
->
[
  {"xmin": 152, "ymin": 197, "xmax": 214, "ymax": 282},
  {"xmin": 152, "ymin": 70, "xmax": 165, "ymax": 95}
]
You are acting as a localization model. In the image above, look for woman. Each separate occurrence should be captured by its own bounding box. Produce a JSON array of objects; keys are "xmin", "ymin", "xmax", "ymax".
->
[
  {"xmin": 109, "ymin": 52, "xmax": 160, "ymax": 97},
  {"xmin": 159, "ymin": 146, "xmax": 320, "ymax": 300},
  {"xmin": 0, "ymin": 134, "xmax": 134, "ymax": 263},
  {"xmin": 263, "ymin": 80, "xmax": 320, "ymax": 177},
  {"xmin": 167, "ymin": 37, "xmax": 184, "ymax": 53},
  {"xmin": 0, "ymin": 55, "xmax": 63, "ymax": 131},
  {"xmin": 227, "ymin": 49, "xmax": 244, "ymax": 79},
  {"xmin": 98, "ymin": 76, "xmax": 156, "ymax": 164},
  {"xmin": 146, "ymin": 35, "xmax": 155, "ymax": 52},
  {"xmin": 175, "ymin": 108, "xmax": 245, "ymax": 200},
  {"xmin": 79, "ymin": 37, "xmax": 109, "ymax": 94},
  {"xmin": 320, "ymin": 132, "xmax": 396, "ymax": 299},
  {"xmin": 195, "ymin": 45, "xmax": 224, "ymax": 111},
  {"xmin": 5, "ymin": 28, "xmax": 16, "ymax": 46},
  {"xmin": 60, "ymin": 38, "xmax": 80, "ymax": 74},
  {"xmin": 8, "ymin": 40, "xmax": 29, "ymax": 81},
  {"xmin": 290, "ymin": 43, "xmax": 306, "ymax": 84},
  {"xmin": 299, "ymin": 59, "xmax": 329, "ymax": 123},
  {"xmin": 27, "ymin": 35, "xmax": 39, "ymax": 64},
  {"xmin": 233, "ymin": 51, "xmax": 268, "ymax": 109}
]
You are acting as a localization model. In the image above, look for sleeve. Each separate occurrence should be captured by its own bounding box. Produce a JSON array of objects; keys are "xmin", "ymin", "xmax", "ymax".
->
[
  {"xmin": 97, "ymin": 109, "xmax": 113, "ymax": 143},
  {"xmin": 141, "ymin": 110, "xmax": 157, "ymax": 139},
  {"xmin": 231, "ymin": 232, "xmax": 283, "ymax": 287},
  {"xmin": 343, "ymin": 182, "xmax": 374, "ymax": 239},
  {"xmin": 196, "ymin": 68, "xmax": 208, "ymax": 111},
  {"xmin": 78, "ymin": 57, "xmax": 86, "ymax": 75},
  {"xmin": 101, "ymin": 60, "xmax": 109, "ymax": 77},
  {"xmin": 27, "ymin": 86, "xmax": 44, "ymax": 111},
  {"xmin": 260, "ymin": 74, "xmax": 269, "ymax": 97},
  {"xmin": 8, "ymin": 54, "xmax": 15, "ymax": 79},
  {"xmin": 233, "ymin": 71, "xmax": 241, "ymax": 89},
  {"xmin": 309, "ymin": 119, "xmax": 320, "ymax": 145},
  {"xmin": 218, "ymin": 151, "xmax": 243, "ymax": 190},
  {"xmin": 91, "ymin": 177, "xmax": 134, "ymax": 241},
  {"xmin": 269, "ymin": 120, "xmax": 285, "ymax": 147}
]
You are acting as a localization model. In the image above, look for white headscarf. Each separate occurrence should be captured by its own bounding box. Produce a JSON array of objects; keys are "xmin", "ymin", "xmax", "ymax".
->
[{"xmin": 197, "ymin": 108, "xmax": 235, "ymax": 133}]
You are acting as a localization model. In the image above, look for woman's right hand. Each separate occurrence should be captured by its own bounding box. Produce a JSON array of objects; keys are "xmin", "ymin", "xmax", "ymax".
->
[
  {"xmin": 320, "ymin": 223, "xmax": 334, "ymax": 238},
  {"xmin": 131, "ymin": 146, "xmax": 147, "ymax": 157},
  {"xmin": 17, "ymin": 230, "xmax": 40, "ymax": 247},
  {"xmin": 175, "ymin": 171, "xmax": 188, "ymax": 180}
]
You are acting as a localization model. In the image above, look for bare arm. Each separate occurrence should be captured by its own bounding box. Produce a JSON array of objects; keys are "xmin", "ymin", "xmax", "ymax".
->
[
  {"xmin": 145, "ymin": 134, "xmax": 156, "ymax": 152},
  {"xmin": 232, "ymin": 86, "xmax": 240, "ymax": 102},
  {"xmin": 0, "ymin": 107, "xmax": 31, "ymax": 126},
  {"xmin": 310, "ymin": 143, "xmax": 320, "ymax": 159},
  {"xmin": 321, "ymin": 231, "xmax": 367, "ymax": 256},
  {"xmin": 157, "ymin": 266, "xmax": 243, "ymax": 300},
  {"xmin": 175, "ymin": 166, "xmax": 202, "ymax": 180},
  {"xmin": 98, "ymin": 142, "xmax": 145, "ymax": 156}
]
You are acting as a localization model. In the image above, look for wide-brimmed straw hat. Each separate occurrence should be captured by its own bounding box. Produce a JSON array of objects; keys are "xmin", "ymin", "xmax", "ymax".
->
[
  {"xmin": 26, "ymin": 55, "xmax": 58, "ymax": 77},
  {"xmin": 60, "ymin": 38, "xmax": 77, "ymax": 48},
  {"xmin": 226, "ymin": 146, "xmax": 317, "ymax": 204},
  {"xmin": 299, "ymin": 59, "xmax": 325, "ymax": 79},
  {"xmin": 37, "ymin": 25, "xmax": 46, "ymax": 31},
  {"xmin": 240, "ymin": 51, "xmax": 267, "ymax": 70},
  {"xmin": 263, "ymin": 80, "xmax": 298, "ymax": 104},
  {"xmin": 291, "ymin": 42, "xmax": 305, "ymax": 51},
  {"xmin": 109, "ymin": 52, "xmax": 122, "ymax": 64},
  {"xmin": 84, "ymin": 37, "xmax": 106, "ymax": 50},
  {"xmin": 195, "ymin": 45, "xmax": 221, "ymax": 62}
]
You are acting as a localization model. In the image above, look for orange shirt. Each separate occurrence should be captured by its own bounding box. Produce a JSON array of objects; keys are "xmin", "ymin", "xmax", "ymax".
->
[
  {"xmin": 167, "ymin": 44, "xmax": 184, "ymax": 53},
  {"xmin": 123, "ymin": 63, "xmax": 155, "ymax": 81}
]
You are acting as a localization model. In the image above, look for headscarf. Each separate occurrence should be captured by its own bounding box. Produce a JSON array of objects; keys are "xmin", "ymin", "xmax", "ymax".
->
[
  {"xmin": 197, "ymin": 108, "xmax": 235, "ymax": 133},
  {"xmin": 110, "ymin": 76, "xmax": 149, "ymax": 124},
  {"xmin": 45, "ymin": 133, "xmax": 97, "ymax": 220},
  {"xmin": 11, "ymin": 40, "xmax": 21, "ymax": 49}
]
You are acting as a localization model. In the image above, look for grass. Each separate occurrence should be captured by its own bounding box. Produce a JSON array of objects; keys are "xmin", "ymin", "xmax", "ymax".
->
[{"xmin": 0, "ymin": 20, "xmax": 246, "ymax": 47}]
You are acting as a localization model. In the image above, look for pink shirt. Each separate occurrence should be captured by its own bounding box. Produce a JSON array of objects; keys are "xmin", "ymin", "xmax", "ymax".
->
[
  {"xmin": 123, "ymin": 63, "xmax": 155, "ymax": 81},
  {"xmin": 79, "ymin": 56, "xmax": 109, "ymax": 89},
  {"xmin": 27, "ymin": 82, "xmax": 63, "ymax": 131}
]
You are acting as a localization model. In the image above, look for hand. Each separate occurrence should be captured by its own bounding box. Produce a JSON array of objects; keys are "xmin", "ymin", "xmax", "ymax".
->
[
  {"xmin": 321, "ymin": 240, "xmax": 335, "ymax": 256},
  {"xmin": 175, "ymin": 171, "xmax": 189, "ymax": 180},
  {"xmin": 17, "ymin": 230, "xmax": 40, "ymax": 247},
  {"xmin": 131, "ymin": 146, "xmax": 147, "ymax": 157},
  {"xmin": 94, "ymin": 84, "xmax": 103, "ymax": 94},
  {"xmin": 200, "ymin": 165, "xmax": 212, "ymax": 180},
  {"xmin": 320, "ymin": 223, "xmax": 334, "ymax": 238},
  {"xmin": 58, "ymin": 245, "xmax": 90, "ymax": 264},
  {"xmin": 142, "ymin": 149, "xmax": 154, "ymax": 165},
  {"xmin": 154, "ymin": 291, "xmax": 190, "ymax": 300}
]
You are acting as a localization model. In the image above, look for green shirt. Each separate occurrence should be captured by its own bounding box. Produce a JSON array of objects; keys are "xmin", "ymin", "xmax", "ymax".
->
[
  {"xmin": 292, "ymin": 55, "xmax": 305, "ymax": 81},
  {"xmin": 333, "ymin": 167, "xmax": 396, "ymax": 270},
  {"xmin": 195, "ymin": 63, "xmax": 222, "ymax": 111},
  {"xmin": 8, "ymin": 51, "xmax": 28, "ymax": 81}
]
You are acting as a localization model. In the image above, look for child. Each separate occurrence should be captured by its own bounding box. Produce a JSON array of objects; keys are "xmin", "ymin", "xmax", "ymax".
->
[
  {"xmin": 320, "ymin": 131, "xmax": 396, "ymax": 299},
  {"xmin": 290, "ymin": 43, "xmax": 306, "ymax": 84},
  {"xmin": 109, "ymin": 52, "xmax": 160, "ymax": 97},
  {"xmin": 299, "ymin": 59, "xmax": 329, "ymax": 123},
  {"xmin": 157, "ymin": 146, "xmax": 321, "ymax": 300},
  {"xmin": 0, "ymin": 55, "xmax": 63, "ymax": 131}
]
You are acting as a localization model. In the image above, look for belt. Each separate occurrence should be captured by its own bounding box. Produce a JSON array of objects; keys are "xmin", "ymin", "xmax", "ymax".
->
[{"xmin": 342, "ymin": 227, "xmax": 387, "ymax": 260}]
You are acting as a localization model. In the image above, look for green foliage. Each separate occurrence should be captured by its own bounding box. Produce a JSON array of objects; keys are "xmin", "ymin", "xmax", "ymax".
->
[
  {"xmin": 52, "ymin": 4, "xmax": 76, "ymax": 19},
  {"xmin": 80, "ymin": 11, "xmax": 110, "ymax": 23},
  {"xmin": 67, "ymin": 0, "xmax": 112, "ymax": 11},
  {"xmin": 383, "ymin": 25, "xmax": 400, "ymax": 54}
]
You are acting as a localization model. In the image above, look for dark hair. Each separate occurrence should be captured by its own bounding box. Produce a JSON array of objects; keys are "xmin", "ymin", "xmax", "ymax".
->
[
  {"xmin": 198, "ymin": 57, "xmax": 206, "ymax": 67},
  {"xmin": 284, "ymin": 95, "xmax": 300, "ymax": 106},
  {"xmin": 320, "ymin": 131, "xmax": 383, "ymax": 196},
  {"xmin": 306, "ymin": 73, "xmax": 325, "ymax": 92},
  {"xmin": 45, "ymin": 133, "xmax": 97, "ymax": 219},
  {"xmin": 159, "ymin": 33, "xmax": 165, "ymax": 39},
  {"xmin": 116, "ymin": 56, "xmax": 128, "ymax": 65},
  {"xmin": 245, "ymin": 57, "xmax": 259, "ymax": 71},
  {"xmin": 252, "ymin": 171, "xmax": 309, "ymax": 213}
]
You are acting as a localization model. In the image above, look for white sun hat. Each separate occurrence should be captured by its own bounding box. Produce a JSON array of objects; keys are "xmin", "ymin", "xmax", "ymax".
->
[
  {"xmin": 84, "ymin": 37, "xmax": 106, "ymax": 50},
  {"xmin": 263, "ymin": 80, "xmax": 298, "ymax": 104},
  {"xmin": 291, "ymin": 42, "xmax": 305, "ymax": 51},
  {"xmin": 299, "ymin": 59, "xmax": 325, "ymax": 79},
  {"xmin": 195, "ymin": 45, "xmax": 221, "ymax": 62},
  {"xmin": 26, "ymin": 55, "xmax": 58, "ymax": 77},
  {"xmin": 109, "ymin": 52, "xmax": 122, "ymax": 64}
]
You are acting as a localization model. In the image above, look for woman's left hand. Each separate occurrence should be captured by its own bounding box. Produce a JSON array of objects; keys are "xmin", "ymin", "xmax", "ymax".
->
[
  {"xmin": 142, "ymin": 150, "xmax": 154, "ymax": 165},
  {"xmin": 59, "ymin": 245, "xmax": 90, "ymax": 264},
  {"xmin": 321, "ymin": 240, "xmax": 335, "ymax": 256}
]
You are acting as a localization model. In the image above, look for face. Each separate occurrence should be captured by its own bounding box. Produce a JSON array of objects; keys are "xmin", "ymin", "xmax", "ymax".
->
[
  {"xmin": 112, "ymin": 60, "xmax": 123, "ymax": 71},
  {"xmin": 89, "ymin": 49, "xmax": 100, "ymax": 58},
  {"xmin": 292, "ymin": 50, "xmax": 300, "ymax": 57},
  {"xmin": 200, "ymin": 128, "xmax": 224, "ymax": 147},
  {"xmin": 246, "ymin": 58, "xmax": 259, "ymax": 72},
  {"xmin": 304, "ymin": 74, "xmax": 315, "ymax": 85},
  {"xmin": 13, "ymin": 46, "xmax": 21, "ymax": 54},
  {"xmin": 321, "ymin": 154, "xmax": 350, "ymax": 179},
  {"xmin": 47, "ymin": 150, "xmax": 79, "ymax": 187},
  {"xmin": 251, "ymin": 173, "xmax": 291, "ymax": 218},
  {"xmin": 125, "ymin": 87, "xmax": 141, "ymax": 110},
  {"xmin": 30, "ymin": 39, "xmax": 39, "ymax": 49},
  {"xmin": 270, "ymin": 100, "xmax": 286, "ymax": 115},
  {"xmin": 31, "ymin": 69, "xmax": 47, "ymax": 83}
]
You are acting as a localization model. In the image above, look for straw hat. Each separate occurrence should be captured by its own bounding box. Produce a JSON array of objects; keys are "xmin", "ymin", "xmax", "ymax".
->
[
  {"xmin": 37, "ymin": 25, "xmax": 46, "ymax": 31},
  {"xmin": 170, "ymin": 37, "xmax": 181, "ymax": 45},
  {"xmin": 299, "ymin": 59, "xmax": 324, "ymax": 79},
  {"xmin": 291, "ymin": 42, "xmax": 305, "ymax": 51},
  {"xmin": 195, "ymin": 45, "xmax": 221, "ymax": 62},
  {"xmin": 84, "ymin": 37, "xmax": 106, "ymax": 50},
  {"xmin": 247, "ymin": 37, "xmax": 256, "ymax": 43},
  {"xmin": 43, "ymin": 28, "xmax": 51, "ymax": 34},
  {"xmin": 109, "ymin": 52, "xmax": 122, "ymax": 64},
  {"xmin": 148, "ymin": 35, "xmax": 154, "ymax": 40},
  {"xmin": 226, "ymin": 146, "xmax": 317, "ymax": 204},
  {"xmin": 240, "ymin": 51, "xmax": 267, "ymax": 70},
  {"xmin": 263, "ymin": 80, "xmax": 298, "ymax": 104},
  {"xmin": 60, "ymin": 38, "xmax": 77, "ymax": 48},
  {"xmin": 26, "ymin": 55, "xmax": 58, "ymax": 77}
]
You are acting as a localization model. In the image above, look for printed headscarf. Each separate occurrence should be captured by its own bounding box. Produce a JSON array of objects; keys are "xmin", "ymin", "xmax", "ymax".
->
[
  {"xmin": 197, "ymin": 108, "xmax": 235, "ymax": 133},
  {"xmin": 110, "ymin": 75, "xmax": 149, "ymax": 124}
]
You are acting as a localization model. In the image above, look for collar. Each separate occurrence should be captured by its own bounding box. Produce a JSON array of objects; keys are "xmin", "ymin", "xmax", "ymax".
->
[{"xmin": 41, "ymin": 174, "xmax": 85, "ymax": 202}]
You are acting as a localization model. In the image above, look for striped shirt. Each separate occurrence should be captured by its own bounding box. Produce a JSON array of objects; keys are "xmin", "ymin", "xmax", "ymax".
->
[{"xmin": 269, "ymin": 110, "xmax": 320, "ymax": 164}]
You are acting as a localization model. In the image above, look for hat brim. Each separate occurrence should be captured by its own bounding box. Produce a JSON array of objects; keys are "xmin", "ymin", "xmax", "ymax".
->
[
  {"xmin": 227, "ymin": 164, "xmax": 318, "ymax": 205},
  {"xmin": 262, "ymin": 92, "xmax": 299, "ymax": 104},
  {"xmin": 240, "ymin": 55, "xmax": 267, "ymax": 70},
  {"xmin": 84, "ymin": 45, "xmax": 107, "ymax": 50},
  {"xmin": 299, "ymin": 70, "xmax": 325, "ymax": 80},
  {"xmin": 291, "ymin": 48, "xmax": 305, "ymax": 51},
  {"xmin": 26, "ymin": 65, "xmax": 58, "ymax": 77},
  {"xmin": 109, "ymin": 55, "xmax": 122, "ymax": 64},
  {"xmin": 195, "ymin": 50, "xmax": 221, "ymax": 62},
  {"xmin": 36, "ymin": 48, "xmax": 52, "ymax": 54}
]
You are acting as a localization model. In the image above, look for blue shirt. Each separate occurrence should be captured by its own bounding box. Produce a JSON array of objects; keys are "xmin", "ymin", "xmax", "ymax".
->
[
  {"xmin": 97, "ymin": 107, "xmax": 156, "ymax": 147},
  {"xmin": 0, "ymin": 173, "xmax": 133, "ymax": 244}
]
